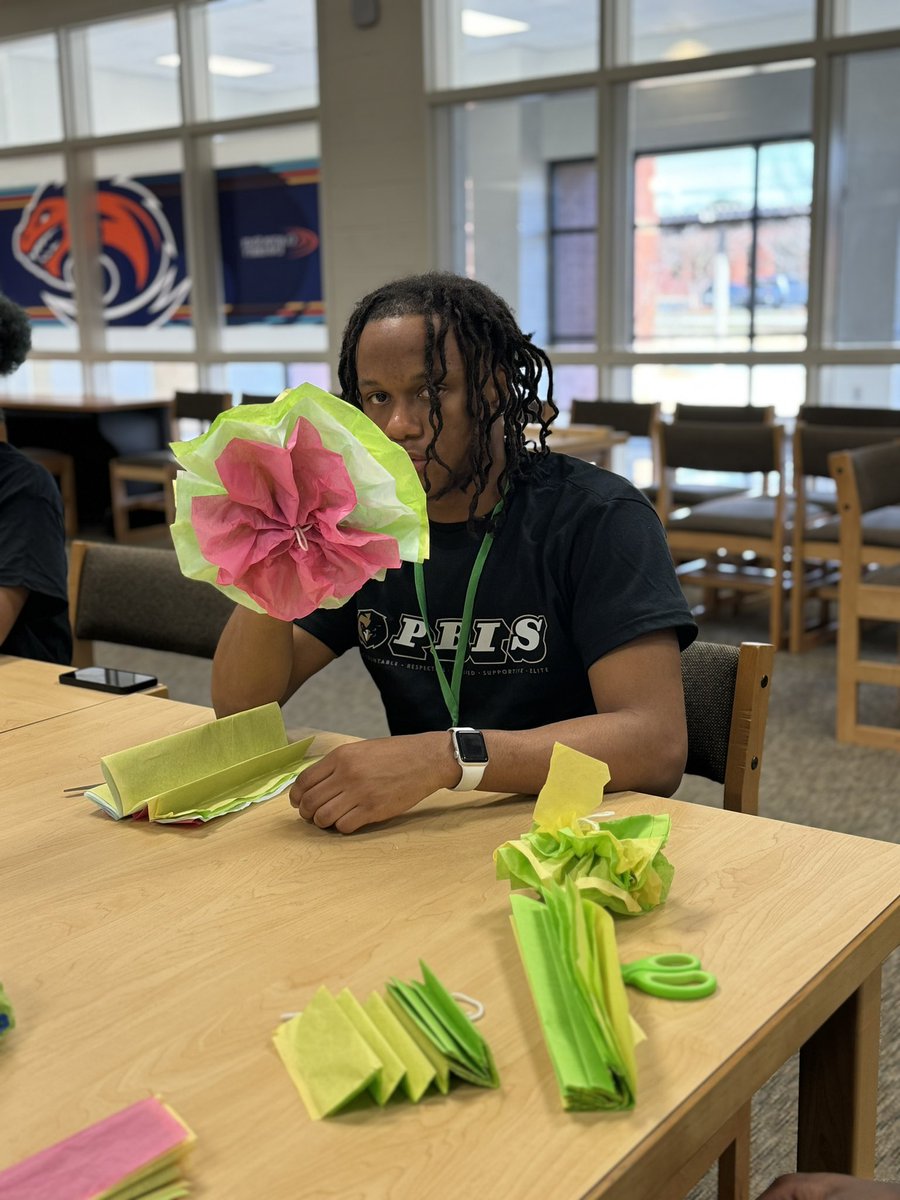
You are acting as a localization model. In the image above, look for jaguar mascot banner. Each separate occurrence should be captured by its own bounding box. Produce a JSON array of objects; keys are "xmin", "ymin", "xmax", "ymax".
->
[{"xmin": 0, "ymin": 160, "xmax": 321, "ymax": 329}]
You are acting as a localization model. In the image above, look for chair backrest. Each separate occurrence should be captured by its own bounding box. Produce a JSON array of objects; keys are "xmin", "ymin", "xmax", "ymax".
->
[
  {"xmin": 674, "ymin": 403, "xmax": 774, "ymax": 424},
  {"xmin": 794, "ymin": 423, "xmax": 900, "ymax": 482},
  {"xmin": 569, "ymin": 399, "xmax": 659, "ymax": 437},
  {"xmin": 240, "ymin": 393, "xmax": 277, "ymax": 405},
  {"xmin": 173, "ymin": 390, "xmax": 233, "ymax": 423},
  {"xmin": 681, "ymin": 640, "xmax": 774, "ymax": 814},
  {"xmin": 802, "ymin": 405, "xmax": 900, "ymax": 428},
  {"xmin": 829, "ymin": 440, "xmax": 900, "ymax": 515},
  {"xmin": 68, "ymin": 540, "xmax": 235, "ymax": 667},
  {"xmin": 659, "ymin": 420, "xmax": 782, "ymax": 475}
]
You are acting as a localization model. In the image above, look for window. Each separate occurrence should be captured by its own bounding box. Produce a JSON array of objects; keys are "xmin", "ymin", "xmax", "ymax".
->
[
  {"xmin": 188, "ymin": 0, "xmax": 318, "ymax": 122},
  {"xmin": 616, "ymin": 0, "xmax": 814, "ymax": 64},
  {"xmin": 826, "ymin": 48, "xmax": 900, "ymax": 348},
  {"xmin": 447, "ymin": 90, "xmax": 597, "ymax": 349},
  {"xmin": 428, "ymin": 0, "xmax": 598, "ymax": 91},
  {"xmin": 91, "ymin": 141, "xmax": 192, "ymax": 353},
  {"xmin": 0, "ymin": 151, "xmax": 78, "ymax": 352},
  {"xmin": 549, "ymin": 161, "xmax": 596, "ymax": 344},
  {"xmin": 213, "ymin": 125, "xmax": 325, "ymax": 353},
  {"xmin": 80, "ymin": 11, "xmax": 182, "ymax": 137},
  {"xmin": 633, "ymin": 139, "xmax": 813, "ymax": 351},
  {"xmin": 0, "ymin": 35, "xmax": 63, "ymax": 147}
]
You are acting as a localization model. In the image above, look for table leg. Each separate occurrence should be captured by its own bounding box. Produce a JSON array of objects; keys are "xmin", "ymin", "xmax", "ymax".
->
[{"xmin": 797, "ymin": 966, "xmax": 881, "ymax": 1174}]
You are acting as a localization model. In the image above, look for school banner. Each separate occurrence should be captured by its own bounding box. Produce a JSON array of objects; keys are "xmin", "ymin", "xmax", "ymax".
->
[{"xmin": 0, "ymin": 159, "xmax": 321, "ymax": 329}]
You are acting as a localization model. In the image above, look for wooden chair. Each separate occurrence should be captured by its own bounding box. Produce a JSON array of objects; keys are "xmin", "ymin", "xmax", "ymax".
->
[
  {"xmin": 789, "ymin": 424, "xmax": 900, "ymax": 653},
  {"xmin": 109, "ymin": 390, "xmax": 231, "ymax": 542},
  {"xmin": 239, "ymin": 392, "xmax": 277, "ymax": 404},
  {"xmin": 802, "ymin": 405, "xmax": 900, "ymax": 429},
  {"xmin": 660, "ymin": 421, "xmax": 788, "ymax": 648},
  {"xmin": 829, "ymin": 443, "xmax": 900, "ymax": 749},
  {"xmin": 678, "ymin": 638, "xmax": 774, "ymax": 1200},
  {"xmin": 570, "ymin": 400, "xmax": 746, "ymax": 511},
  {"xmin": 674, "ymin": 403, "xmax": 774, "ymax": 425},
  {"xmin": 68, "ymin": 540, "xmax": 236, "ymax": 693}
]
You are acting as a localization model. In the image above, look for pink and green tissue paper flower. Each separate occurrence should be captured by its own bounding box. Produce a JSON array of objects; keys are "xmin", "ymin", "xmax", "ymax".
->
[{"xmin": 170, "ymin": 384, "xmax": 429, "ymax": 621}]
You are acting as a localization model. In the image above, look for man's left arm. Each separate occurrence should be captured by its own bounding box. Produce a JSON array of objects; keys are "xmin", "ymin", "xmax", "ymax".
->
[
  {"xmin": 291, "ymin": 628, "xmax": 686, "ymax": 832},
  {"xmin": 0, "ymin": 584, "xmax": 28, "ymax": 646}
]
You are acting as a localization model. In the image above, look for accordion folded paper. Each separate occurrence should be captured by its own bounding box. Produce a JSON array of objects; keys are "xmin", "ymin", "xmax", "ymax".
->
[
  {"xmin": 83, "ymin": 702, "xmax": 315, "ymax": 823},
  {"xmin": 171, "ymin": 384, "xmax": 429, "ymax": 621},
  {"xmin": 0, "ymin": 1096, "xmax": 195, "ymax": 1199},
  {"xmin": 273, "ymin": 963, "xmax": 497, "ymax": 1120},
  {"xmin": 510, "ymin": 878, "xmax": 637, "ymax": 1112},
  {"xmin": 494, "ymin": 743, "xmax": 674, "ymax": 915}
]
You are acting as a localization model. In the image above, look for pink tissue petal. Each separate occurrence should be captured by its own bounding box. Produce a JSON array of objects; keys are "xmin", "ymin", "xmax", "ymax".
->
[{"xmin": 191, "ymin": 417, "xmax": 401, "ymax": 619}]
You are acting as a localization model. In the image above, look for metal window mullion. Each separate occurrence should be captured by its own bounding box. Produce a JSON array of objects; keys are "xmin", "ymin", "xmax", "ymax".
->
[
  {"xmin": 805, "ymin": 2, "xmax": 834, "ymax": 407},
  {"xmin": 58, "ymin": 25, "xmax": 104, "ymax": 391}
]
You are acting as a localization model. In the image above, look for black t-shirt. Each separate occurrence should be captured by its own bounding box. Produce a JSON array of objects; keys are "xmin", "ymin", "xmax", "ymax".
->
[
  {"xmin": 0, "ymin": 443, "xmax": 72, "ymax": 664},
  {"xmin": 297, "ymin": 454, "xmax": 696, "ymax": 734}
]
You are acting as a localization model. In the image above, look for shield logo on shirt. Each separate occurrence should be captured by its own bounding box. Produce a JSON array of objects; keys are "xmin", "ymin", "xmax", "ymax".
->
[{"xmin": 357, "ymin": 609, "xmax": 389, "ymax": 649}]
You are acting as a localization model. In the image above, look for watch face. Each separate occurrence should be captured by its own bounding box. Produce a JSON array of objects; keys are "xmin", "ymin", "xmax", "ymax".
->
[{"xmin": 455, "ymin": 730, "xmax": 489, "ymax": 763}]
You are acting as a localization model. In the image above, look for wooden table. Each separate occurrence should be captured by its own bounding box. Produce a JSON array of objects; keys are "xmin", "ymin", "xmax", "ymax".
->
[
  {"xmin": 2, "ymin": 694, "xmax": 898, "ymax": 1198},
  {"xmin": 528, "ymin": 422, "xmax": 628, "ymax": 469},
  {"xmin": 0, "ymin": 655, "xmax": 121, "ymax": 734},
  {"xmin": 1, "ymin": 395, "xmax": 173, "ymax": 527}
]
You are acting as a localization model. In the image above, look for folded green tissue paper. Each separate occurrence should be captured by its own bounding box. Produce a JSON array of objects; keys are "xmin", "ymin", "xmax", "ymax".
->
[
  {"xmin": 511, "ymin": 877, "xmax": 638, "ymax": 1112},
  {"xmin": 494, "ymin": 743, "xmax": 674, "ymax": 915},
  {"xmin": 273, "ymin": 962, "xmax": 497, "ymax": 1120},
  {"xmin": 83, "ymin": 702, "xmax": 316, "ymax": 823}
]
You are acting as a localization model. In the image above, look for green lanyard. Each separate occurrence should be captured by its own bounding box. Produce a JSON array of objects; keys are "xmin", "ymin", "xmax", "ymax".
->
[{"xmin": 413, "ymin": 498, "xmax": 503, "ymax": 727}]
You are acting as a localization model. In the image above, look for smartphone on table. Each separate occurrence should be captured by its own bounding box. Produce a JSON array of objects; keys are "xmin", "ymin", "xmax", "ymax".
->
[{"xmin": 59, "ymin": 667, "xmax": 159, "ymax": 694}]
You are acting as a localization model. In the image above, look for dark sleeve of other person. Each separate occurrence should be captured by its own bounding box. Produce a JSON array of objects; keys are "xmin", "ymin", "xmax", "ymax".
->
[{"xmin": 0, "ymin": 443, "xmax": 72, "ymax": 664}]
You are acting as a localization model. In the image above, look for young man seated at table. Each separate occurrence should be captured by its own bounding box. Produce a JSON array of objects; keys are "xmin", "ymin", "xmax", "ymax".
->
[
  {"xmin": 0, "ymin": 295, "xmax": 72, "ymax": 665},
  {"xmin": 212, "ymin": 272, "xmax": 696, "ymax": 832}
]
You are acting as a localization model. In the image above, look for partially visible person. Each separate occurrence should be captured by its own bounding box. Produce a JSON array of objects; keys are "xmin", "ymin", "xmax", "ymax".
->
[
  {"xmin": 757, "ymin": 1174, "xmax": 900, "ymax": 1200},
  {"xmin": 0, "ymin": 294, "xmax": 72, "ymax": 664}
]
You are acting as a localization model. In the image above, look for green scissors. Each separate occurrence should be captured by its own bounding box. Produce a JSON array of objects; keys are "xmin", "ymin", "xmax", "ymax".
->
[{"xmin": 620, "ymin": 953, "xmax": 717, "ymax": 1001}]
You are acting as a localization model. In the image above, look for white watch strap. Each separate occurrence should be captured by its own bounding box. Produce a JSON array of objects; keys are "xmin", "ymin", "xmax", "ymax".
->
[{"xmin": 451, "ymin": 758, "xmax": 488, "ymax": 792}]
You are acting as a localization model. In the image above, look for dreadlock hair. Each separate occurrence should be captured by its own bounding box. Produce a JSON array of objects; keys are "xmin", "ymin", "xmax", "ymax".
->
[
  {"xmin": 337, "ymin": 271, "xmax": 558, "ymax": 530},
  {"xmin": 0, "ymin": 293, "xmax": 31, "ymax": 377}
]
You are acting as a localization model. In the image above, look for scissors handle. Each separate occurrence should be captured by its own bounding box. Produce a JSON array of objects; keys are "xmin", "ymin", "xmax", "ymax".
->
[{"xmin": 621, "ymin": 954, "xmax": 716, "ymax": 1001}]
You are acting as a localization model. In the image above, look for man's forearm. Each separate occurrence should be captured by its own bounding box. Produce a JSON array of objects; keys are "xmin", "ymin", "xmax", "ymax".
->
[
  {"xmin": 471, "ymin": 712, "xmax": 687, "ymax": 798},
  {"xmin": 211, "ymin": 607, "xmax": 295, "ymax": 716}
]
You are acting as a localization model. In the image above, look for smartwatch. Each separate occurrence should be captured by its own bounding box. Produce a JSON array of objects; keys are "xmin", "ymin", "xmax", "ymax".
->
[{"xmin": 449, "ymin": 727, "xmax": 489, "ymax": 792}]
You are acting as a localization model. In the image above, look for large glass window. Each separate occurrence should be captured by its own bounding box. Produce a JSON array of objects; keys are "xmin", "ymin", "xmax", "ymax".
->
[
  {"xmin": 833, "ymin": 1, "xmax": 900, "ymax": 35},
  {"xmin": 80, "ymin": 12, "xmax": 182, "ymax": 137},
  {"xmin": 189, "ymin": 0, "xmax": 318, "ymax": 121},
  {"xmin": 448, "ymin": 90, "xmax": 597, "ymax": 350},
  {"xmin": 549, "ymin": 161, "xmax": 596, "ymax": 344},
  {"xmin": 819, "ymin": 365, "xmax": 900, "ymax": 409},
  {"xmin": 428, "ymin": 0, "xmax": 598, "ymax": 91},
  {"xmin": 213, "ymin": 125, "xmax": 325, "ymax": 353},
  {"xmin": 633, "ymin": 139, "xmax": 812, "ymax": 351},
  {"xmin": 617, "ymin": 1, "xmax": 814, "ymax": 64},
  {"xmin": 91, "ymin": 141, "xmax": 193, "ymax": 353},
  {"xmin": 0, "ymin": 152, "xmax": 78, "ymax": 352},
  {"xmin": 625, "ymin": 62, "xmax": 813, "ymax": 351},
  {"xmin": 826, "ymin": 48, "xmax": 900, "ymax": 349},
  {"xmin": 0, "ymin": 35, "xmax": 63, "ymax": 147}
]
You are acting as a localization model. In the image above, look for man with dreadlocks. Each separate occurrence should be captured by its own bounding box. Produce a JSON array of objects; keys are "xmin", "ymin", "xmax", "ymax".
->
[{"xmin": 213, "ymin": 272, "xmax": 696, "ymax": 832}]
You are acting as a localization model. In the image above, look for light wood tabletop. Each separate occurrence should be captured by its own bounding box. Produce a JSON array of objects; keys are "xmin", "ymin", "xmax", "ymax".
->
[
  {"xmin": 0, "ymin": 656, "xmax": 121, "ymax": 734},
  {"xmin": 2, "ymin": 693, "xmax": 898, "ymax": 1198},
  {"xmin": 526, "ymin": 422, "xmax": 628, "ymax": 468}
]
